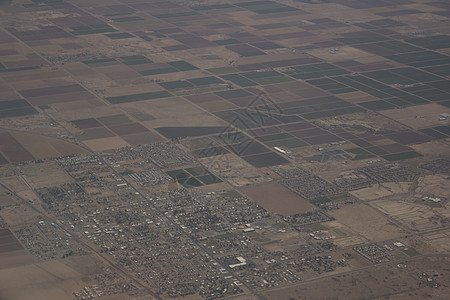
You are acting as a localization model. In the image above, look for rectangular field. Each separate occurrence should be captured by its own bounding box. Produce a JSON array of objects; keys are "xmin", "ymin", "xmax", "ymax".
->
[{"xmin": 242, "ymin": 182, "xmax": 315, "ymax": 215}]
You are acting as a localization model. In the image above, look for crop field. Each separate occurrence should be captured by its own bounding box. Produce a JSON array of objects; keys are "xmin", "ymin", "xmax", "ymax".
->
[
  {"xmin": 0, "ymin": 228, "xmax": 33, "ymax": 270},
  {"xmin": 106, "ymin": 91, "xmax": 172, "ymax": 104},
  {"xmin": 1, "ymin": 0, "xmax": 446, "ymax": 163},
  {"xmin": 0, "ymin": 99, "xmax": 38, "ymax": 119},
  {"xmin": 241, "ymin": 151, "xmax": 289, "ymax": 168},
  {"xmin": 0, "ymin": 131, "xmax": 34, "ymax": 162},
  {"xmin": 0, "ymin": 229, "xmax": 23, "ymax": 254},
  {"xmin": 10, "ymin": 131, "xmax": 88, "ymax": 159},
  {"xmin": 155, "ymin": 126, "xmax": 226, "ymax": 139},
  {"xmin": 1, "ymin": 1, "xmax": 450, "ymax": 299}
]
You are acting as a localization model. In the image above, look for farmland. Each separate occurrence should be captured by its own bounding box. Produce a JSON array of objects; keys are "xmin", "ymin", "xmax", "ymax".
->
[{"xmin": 0, "ymin": 0, "xmax": 449, "ymax": 299}]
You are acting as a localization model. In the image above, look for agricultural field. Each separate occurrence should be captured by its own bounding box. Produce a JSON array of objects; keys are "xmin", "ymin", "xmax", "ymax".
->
[
  {"xmin": 0, "ymin": 129, "xmax": 87, "ymax": 162},
  {"xmin": 0, "ymin": 0, "xmax": 449, "ymax": 299}
]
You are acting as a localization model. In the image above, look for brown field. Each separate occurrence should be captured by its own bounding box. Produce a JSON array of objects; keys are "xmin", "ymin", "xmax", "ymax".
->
[
  {"xmin": 303, "ymin": 158, "xmax": 361, "ymax": 182},
  {"xmin": 83, "ymin": 136, "xmax": 129, "ymax": 151},
  {"xmin": 370, "ymin": 137, "xmax": 399, "ymax": 146},
  {"xmin": 416, "ymin": 174, "xmax": 450, "ymax": 199},
  {"xmin": 260, "ymin": 91, "xmax": 301, "ymax": 104},
  {"xmin": 0, "ymin": 255, "xmax": 106, "ymax": 300},
  {"xmin": 0, "ymin": 131, "xmax": 34, "ymax": 162},
  {"xmin": 306, "ymin": 45, "xmax": 374, "ymax": 62},
  {"xmin": 98, "ymin": 65, "xmax": 143, "ymax": 81},
  {"xmin": 143, "ymin": 69, "xmax": 207, "ymax": 82},
  {"xmin": 97, "ymin": 114, "xmax": 133, "ymax": 126},
  {"xmin": 102, "ymin": 82, "xmax": 164, "ymax": 98},
  {"xmin": 0, "ymin": 90, "xmax": 20, "ymax": 101},
  {"xmin": 329, "ymin": 203, "xmax": 406, "ymax": 242},
  {"xmin": 302, "ymin": 134, "xmax": 342, "ymax": 145},
  {"xmin": 0, "ymin": 190, "xmax": 16, "ymax": 206},
  {"xmin": 16, "ymin": 190, "xmax": 38, "ymax": 203},
  {"xmin": 275, "ymin": 81, "xmax": 308, "ymax": 91},
  {"xmin": 227, "ymin": 96, "xmax": 258, "ymax": 107},
  {"xmin": 0, "ymin": 1, "xmax": 449, "ymax": 299},
  {"xmin": 0, "ymin": 228, "xmax": 23, "ymax": 252},
  {"xmin": 338, "ymin": 91, "xmax": 378, "ymax": 103},
  {"xmin": 51, "ymin": 98, "xmax": 106, "ymax": 112},
  {"xmin": 370, "ymin": 199, "xmax": 445, "ymax": 232},
  {"xmin": 54, "ymin": 105, "xmax": 127, "ymax": 123},
  {"xmin": 235, "ymin": 52, "xmax": 309, "ymax": 65},
  {"xmin": 379, "ymin": 103, "xmax": 448, "ymax": 129},
  {"xmin": 0, "ymin": 204, "xmax": 42, "ymax": 227},
  {"xmin": 131, "ymin": 112, "xmax": 155, "ymax": 122},
  {"xmin": 0, "ymin": 249, "xmax": 34, "ymax": 270},
  {"xmin": 197, "ymin": 100, "xmax": 239, "ymax": 112},
  {"xmin": 412, "ymin": 140, "xmax": 450, "ymax": 157},
  {"xmin": 10, "ymin": 130, "xmax": 88, "ymax": 159},
  {"xmin": 1, "ymin": 69, "xmax": 67, "ymax": 83},
  {"xmin": 332, "ymin": 235, "xmax": 369, "ymax": 248},
  {"xmin": 184, "ymin": 93, "xmax": 223, "ymax": 104},
  {"xmin": 423, "ymin": 228, "xmax": 450, "ymax": 253},
  {"xmin": 262, "ymin": 256, "xmax": 450, "ymax": 300},
  {"xmin": 241, "ymin": 182, "xmax": 315, "ymax": 215},
  {"xmin": 350, "ymin": 182, "xmax": 412, "ymax": 201},
  {"xmin": 108, "ymin": 122, "xmax": 149, "ymax": 135},
  {"xmin": 0, "ymin": 228, "xmax": 32, "ymax": 270},
  {"xmin": 62, "ymin": 62, "xmax": 104, "ymax": 77},
  {"xmin": 19, "ymin": 161, "xmax": 73, "ymax": 189},
  {"xmin": 71, "ymin": 118, "xmax": 103, "ymax": 129},
  {"xmin": 121, "ymin": 97, "xmax": 227, "ymax": 128},
  {"xmin": 0, "ymin": 176, "xmax": 30, "ymax": 194},
  {"xmin": 8, "ymin": 77, "xmax": 70, "ymax": 91},
  {"xmin": 78, "ymin": 127, "xmax": 116, "ymax": 140}
]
